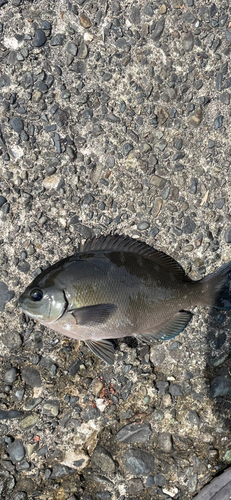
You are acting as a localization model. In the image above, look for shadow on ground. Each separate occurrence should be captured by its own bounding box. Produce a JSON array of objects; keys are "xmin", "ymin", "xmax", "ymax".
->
[{"xmin": 205, "ymin": 308, "xmax": 231, "ymax": 430}]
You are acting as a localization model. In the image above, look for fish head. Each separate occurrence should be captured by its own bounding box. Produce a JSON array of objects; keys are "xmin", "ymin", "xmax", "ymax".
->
[{"xmin": 19, "ymin": 272, "xmax": 67, "ymax": 323}]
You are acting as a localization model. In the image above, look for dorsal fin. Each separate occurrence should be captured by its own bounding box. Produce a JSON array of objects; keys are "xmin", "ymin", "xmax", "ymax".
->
[{"xmin": 78, "ymin": 234, "xmax": 191, "ymax": 282}]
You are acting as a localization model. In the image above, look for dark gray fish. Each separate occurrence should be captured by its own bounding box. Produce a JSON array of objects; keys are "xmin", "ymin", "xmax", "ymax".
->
[{"xmin": 19, "ymin": 235, "xmax": 231, "ymax": 364}]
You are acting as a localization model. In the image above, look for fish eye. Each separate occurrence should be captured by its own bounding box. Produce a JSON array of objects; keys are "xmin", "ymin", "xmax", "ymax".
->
[{"xmin": 30, "ymin": 289, "xmax": 43, "ymax": 301}]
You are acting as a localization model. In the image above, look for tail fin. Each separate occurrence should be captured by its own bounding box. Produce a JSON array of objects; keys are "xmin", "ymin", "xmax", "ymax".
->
[{"xmin": 199, "ymin": 262, "xmax": 231, "ymax": 309}]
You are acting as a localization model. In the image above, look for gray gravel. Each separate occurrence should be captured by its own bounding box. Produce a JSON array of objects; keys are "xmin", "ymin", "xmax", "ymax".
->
[{"xmin": 1, "ymin": 1, "xmax": 231, "ymax": 499}]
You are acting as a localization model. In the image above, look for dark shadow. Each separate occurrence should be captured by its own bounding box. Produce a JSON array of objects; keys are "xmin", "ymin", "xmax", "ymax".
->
[{"xmin": 205, "ymin": 307, "xmax": 231, "ymax": 429}]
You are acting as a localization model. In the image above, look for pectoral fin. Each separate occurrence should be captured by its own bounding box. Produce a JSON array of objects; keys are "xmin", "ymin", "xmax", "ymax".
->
[
  {"xmin": 141, "ymin": 311, "xmax": 193, "ymax": 343},
  {"xmin": 70, "ymin": 303, "xmax": 117, "ymax": 326},
  {"xmin": 85, "ymin": 339, "xmax": 115, "ymax": 365}
]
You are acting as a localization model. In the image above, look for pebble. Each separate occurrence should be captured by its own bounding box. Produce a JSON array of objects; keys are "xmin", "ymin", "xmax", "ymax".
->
[
  {"xmin": 92, "ymin": 446, "xmax": 116, "ymax": 473},
  {"xmin": 50, "ymin": 34, "xmax": 65, "ymax": 46},
  {"xmin": 123, "ymin": 143, "xmax": 134, "ymax": 156},
  {"xmin": 0, "ymin": 410, "xmax": 24, "ymax": 420},
  {"xmin": 80, "ymin": 12, "xmax": 92, "ymax": 28},
  {"xmin": 23, "ymin": 398, "xmax": 42, "ymax": 410},
  {"xmin": 189, "ymin": 107, "xmax": 202, "ymax": 127},
  {"xmin": 210, "ymin": 376, "xmax": 231, "ymax": 397},
  {"xmin": 43, "ymin": 399, "xmax": 60, "ymax": 417},
  {"xmin": 0, "ymin": 282, "xmax": 15, "ymax": 312},
  {"xmin": 158, "ymin": 432, "xmax": 173, "ymax": 453},
  {"xmin": 7, "ymin": 440, "xmax": 25, "ymax": 462},
  {"xmin": 152, "ymin": 17, "xmax": 165, "ymax": 42},
  {"xmin": 187, "ymin": 410, "xmax": 200, "ymax": 426},
  {"xmin": 43, "ymin": 174, "xmax": 63, "ymax": 190},
  {"xmin": 225, "ymin": 227, "xmax": 231, "ymax": 243},
  {"xmin": 117, "ymin": 422, "xmax": 152, "ymax": 443},
  {"xmin": 33, "ymin": 29, "xmax": 47, "ymax": 47},
  {"xmin": 188, "ymin": 473, "xmax": 198, "ymax": 493},
  {"xmin": 183, "ymin": 31, "xmax": 194, "ymax": 51},
  {"xmin": 21, "ymin": 367, "xmax": 42, "ymax": 387},
  {"xmin": 20, "ymin": 414, "xmax": 39, "ymax": 430},
  {"xmin": 0, "ymin": 196, "xmax": 7, "ymax": 207},
  {"xmin": 214, "ymin": 115, "xmax": 223, "ymax": 130},
  {"xmin": 68, "ymin": 359, "xmax": 81, "ymax": 377},
  {"xmin": 182, "ymin": 217, "xmax": 196, "ymax": 234},
  {"xmin": 78, "ymin": 43, "xmax": 88, "ymax": 59},
  {"xmin": 224, "ymin": 450, "xmax": 231, "ymax": 463},
  {"xmin": 4, "ymin": 367, "xmax": 18, "ymax": 384},
  {"xmin": 66, "ymin": 42, "xmax": 78, "ymax": 56},
  {"xmin": 123, "ymin": 449, "xmax": 154, "ymax": 475},
  {"xmin": 10, "ymin": 117, "xmax": 24, "ymax": 133},
  {"xmin": 215, "ymin": 198, "xmax": 225, "ymax": 209},
  {"xmin": 137, "ymin": 221, "xmax": 150, "ymax": 231},
  {"xmin": 128, "ymin": 478, "xmax": 143, "ymax": 494},
  {"xmin": 51, "ymin": 465, "xmax": 75, "ymax": 478},
  {"xmin": 169, "ymin": 384, "xmax": 183, "ymax": 396}
]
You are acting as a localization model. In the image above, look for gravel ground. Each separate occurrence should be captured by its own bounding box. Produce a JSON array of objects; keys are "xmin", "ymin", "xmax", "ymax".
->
[{"xmin": 1, "ymin": 0, "xmax": 231, "ymax": 499}]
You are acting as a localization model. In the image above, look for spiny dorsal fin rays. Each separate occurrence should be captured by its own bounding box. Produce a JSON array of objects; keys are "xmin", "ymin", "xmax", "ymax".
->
[{"xmin": 78, "ymin": 234, "xmax": 191, "ymax": 282}]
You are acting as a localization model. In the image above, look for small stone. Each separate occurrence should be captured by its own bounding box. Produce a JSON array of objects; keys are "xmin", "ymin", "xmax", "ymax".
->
[
  {"xmin": 159, "ymin": 4, "xmax": 167, "ymax": 14},
  {"xmin": 152, "ymin": 17, "xmax": 165, "ymax": 42},
  {"xmin": 0, "ymin": 410, "xmax": 24, "ymax": 420},
  {"xmin": 214, "ymin": 115, "xmax": 223, "ymax": 130},
  {"xmin": 7, "ymin": 440, "xmax": 25, "ymax": 462},
  {"xmin": 117, "ymin": 422, "xmax": 152, "ymax": 443},
  {"xmin": 151, "ymin": 175, "xmax": 166, "ymax": 189},
  {"xmin": 225, "ymin": 227, "xmax": 231, "ymax": 243},
  {"xmin": 50, "ymin": 34, "xmax": 65, "ymax": 46},
  {"xmin": 188, "ymin": 473, "xmax": 198, "ymax": 493},
  {"xmin": 20, "ymin": 413, "xmax": 39, "ymax": 430},
  {"xmin": 187, "ymin": 410, "xmax": 200, "ymax": 425},
  {"xmin": 152, "ymin": 198, "xmax": 163, "ymax": 218},
  {"xmin": 220, "ymin": 92, "xmax": 230, "ymax": 105},
  {"xmin": 0, "ymin": 282, "xmax": 15, "ymax": 312},
  {"xmin": 130, "ymin": 6, "xmax": 141, "ymax": 24},
  {"xmin": 78, "ymin": 43, "xmax": 88, "ymax": 59},
  {"xmin": 169, "ymin": 384, "xmax": 183, "ymax": 396},
  {"xmin": 183, "ymin": 31, "xmax": 194, "ymax": 51},
  {"xmin": 211, "ymin": 376, "xmax": 231, "ymax": 397},
  {"xmin": 92, "ymin": 446, "xmax": 115, "ymax": 473},
  {"xmin": 215, "ymin": 198, "xmax": 225, "ymax": 209},
  {"xmin": 182, "ymin": 217, "xmax": 196, "ymax": 234},
  {"xmin": 10, "ymin": 117, "xmax": 24, "ymax": 133},
  {"xmin": 43, "ymin": 174, "xmax": 63, "ymax": 190},
  {"xmin": 80, "ymin": 12, "xmax": 92, "ymax": 28},
  {"xmin": 43, "ymin": 400, "xmax": 60, "ymax": 417},
  {"xmin": 0, "ymin": 196, "xmax": 7, "ymax": 207},
  {"xmin": 224, "ymin": 450, "xmax": 231, "ymax": 463},
  {"xmin": 68, "ymin": 359, "xmax": 81, "ymax": 377},
  {"xmin": 128, "ymin": 478, "xmax": 143, "ymax": 494},
  {"xmin": 123, "ymin": 143, "xmax": 134, "ymax": 156},
  {"xmin": 123, "ymin": 449, "xmax": 154, "ymax": 475},
  {"xmin": 158, "ymin": 432, "xmax": 173, "ymax": 453},
  {"xmin": 51, "ymin": 465, "xmax": 75, "ymax": 478},
  {"xmin": 156, "ymin": 381, "xmax": 169, "ymax": 395},
  {"xmin": 4, "ymin": 368, "xmax": 18, "ymax": 384},
  {"xmin": 73, "ymin": 224, "xmax": 93, "ymax": 239},
  {"xmin": 225, "ymin": 30, "xmax": 231, "ymax": 42},
  {"xmin": 21, "ymin": 367, "xmax": 42, "ymax": 387},
  {"xmin": 134, "ymin": 220, "xmax": 149, "ymax": 232},
  {"xmin": 66, "ymin": 42, "xmax": 78, "ymax": 56},
  {"xmin": 150, "ymin": 227, "xmax": 159, "ymax": 238},
  {"xmin": 189, "ymin": 107, "xmax": 202, "ymax": 127},
  {"xmin": 23, "ymin": 398, "xmax": 42, "ymax": 411},
  {"xmin": 33, "ymin": 29, "xmax": 47, "ymax": 47},
  {"xmin": 157, "ymin": 107, "xmax": 169, "ymax": 125}
]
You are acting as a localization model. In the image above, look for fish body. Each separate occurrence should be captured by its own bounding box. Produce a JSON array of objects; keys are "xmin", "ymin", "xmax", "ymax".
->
[{"xmin": 19, "ymin": 235, "xmax": 231, "ymax": 364}]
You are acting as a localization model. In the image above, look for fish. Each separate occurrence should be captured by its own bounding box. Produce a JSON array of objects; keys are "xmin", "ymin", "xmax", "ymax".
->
[{"xmin": 18, "ymin": 234, "xmax": 231, "ymax": 365}]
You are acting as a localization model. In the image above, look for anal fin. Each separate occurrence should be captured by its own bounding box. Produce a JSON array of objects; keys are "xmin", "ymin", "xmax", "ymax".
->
[
  {"xmin": 85, "ymin": 339, "xmax": 115, "ymax": 365},
  {"xmin": 140, "ymin": 311, "xmax": 193, "ymax": 343}
]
